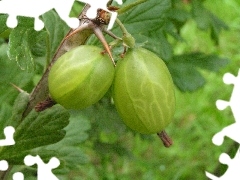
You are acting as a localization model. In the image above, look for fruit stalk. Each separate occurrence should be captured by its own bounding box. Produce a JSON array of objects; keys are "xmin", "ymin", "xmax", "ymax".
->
[
  {"xmin": 115, "ymin": 18, "xmax": 135, "ymax": 48},
  {"xmin": 157, "ymin": 131, "xmax": 173, "ymax": 148}
]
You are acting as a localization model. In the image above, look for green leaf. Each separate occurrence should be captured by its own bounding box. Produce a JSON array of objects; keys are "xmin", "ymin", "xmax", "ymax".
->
[
  {"xmin": 167, "ymin": 8, "xmax": 190, "ymax": 24},
  {"xmin": 138, "ymin": 30, "xmax": 173, "ymax": 61},
  {"xmin": 0, "ymin": 43, "xmax": 35, "ymax": 104},
  {"xmin": 30, "ymin": 31, "xmax": 48, "ymax": 57},
  {"xmin": 26, "ymin": 111, "xmax": 91, "ymax": 177},
  {"xmin": 0, "ymin": 103, "xmax": 12, "ymax": 139},
  {"xmin": 83, "ymin": 98, "xmax": 126, "ymax": 136},
  {"xmin": 209, "ymin": 13, "xmax": 229, "ymax": 44},
  {"xmin": 0, "ymin": 14, "xmax": 9, "ymax": 34},
  {"xmin": 9, "ymin": 91, "xmax": 29, "ymax": 127},
  {"xmin": 94, "ymin": 140, "xmax": 131, "ymax": 157},
  {"xmin": 117, "ymin": 0, "xmax": 172, "ymax": 61},
  {"xmin": 119, "ymin": 0, "xmax": 171, "ymax": 33},
  {"xmin": 165, "ymin": 6, "xmax": 191, "ymax": 41},
  {"xmin": 42, "ymin": 10, "xmax": 70, "ymax": 60},
  {"xmin": 191, "ymin": 0, "xmax": 228, "ymax": 44},
  {"xmin": 7, "ymin": 10, "xmax": 69, "ymax": 72},
  {"xmin": 0, "ymin": 105, "xmax": 70, "ymax": 164},
  {"xmin": 167, "ymin": 53, "xmax": 229, "ymax": 91},
  {"xmin": 163, "ymin": 21, "xmax": 184, "ymax": 41},
  {"xmin": 7, "ymin": 17, "xmax": 44, "ymax": 71},
  {"xmin": 8, "ymin": 28, "xmax": 35, "ymax": 71},
  {"xmin": 168, "ymin": 61, "xmax": 206, "ymax": 92}
]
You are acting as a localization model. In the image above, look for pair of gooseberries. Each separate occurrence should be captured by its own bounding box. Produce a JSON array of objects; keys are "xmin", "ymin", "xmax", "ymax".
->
[{"xmin": 48, "ymin": 45, "xmax": 175, "ymax": 134}]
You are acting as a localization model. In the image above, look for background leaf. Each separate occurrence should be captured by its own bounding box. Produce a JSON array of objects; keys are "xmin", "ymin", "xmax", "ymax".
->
[
  {"xmin": 0, "ymin": 103, "xmax": 12, "ymax": 139},
  {"xmin": 167, "ymin": 53, "xmax": 229, "ymax": 91},
  {"xmin": 119, "ymin": 0, "xmax": 171, "ymax": 33},
  {"xmin": 0, "ymin": 43, "xmax": 35, "ymax": 104},
  {"xmin": 191, "ymin": 0, "xmax": 228, "ymax": 44}
]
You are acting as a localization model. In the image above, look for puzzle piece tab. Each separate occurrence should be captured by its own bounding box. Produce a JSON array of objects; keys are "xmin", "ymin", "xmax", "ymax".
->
[
  {"xmin": 0, "ymin": 160, "xmax": 8, "ymax": 171},
  {"xmin": 206, "ymin": 69, "xmax": 240, "ymax": 179},
  {"xmin": 212, "ymin": 123, "xmax": 240, "ymax": 146},
  {"xmin": 212, "ymin": 70, "xmax": 240, "ymax": 146},
  {"xmin": 12, "ymin": 172, "xmax": 24, "ymax": 180},
  {"xmin": 0, "ymin": 126, "xmax": 15, "ymax": 146},
  {"xmin": 206, "ymin": 148, "xmax": 240, "ymax": 179},
  {"xmin": 24, "ymin": 155, "xmax": 60, "ymax": 180},
  {"xmin": 216, "ymin": 70, "xmax": 240, "ymax": 121}
]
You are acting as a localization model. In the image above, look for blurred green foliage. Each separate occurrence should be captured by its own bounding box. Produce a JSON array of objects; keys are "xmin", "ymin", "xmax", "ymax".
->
[{"xmin": 0, "ymin": 0, "xmax": 239, "ymax": 179}]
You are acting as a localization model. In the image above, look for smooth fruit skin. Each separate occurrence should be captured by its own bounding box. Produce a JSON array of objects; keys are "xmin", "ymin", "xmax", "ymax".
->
[
  {"xmin": 113, "ymin": 48, "xmax": 175, "ymax": 134},
  {"xmin": 48, "ymin": 45, "xmax": 115, "ymax": 109}
]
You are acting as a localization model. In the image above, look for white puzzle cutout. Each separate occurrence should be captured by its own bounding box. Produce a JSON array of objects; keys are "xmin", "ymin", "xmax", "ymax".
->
[
  {"xmin": 0, "ymin": 0, "xmax": 123, "ymax": 31},
  {"xmin": 0, "ymin": 160, "xmax": 8, "ymax": 171},
  {"xmin": 206, "ymin": 69, "xmax": 240, "ymax": 179},
  {"xmin": 0, "ymin": 126, "xmax": 15, "ymax": 146},
  {"xmin": 12, "ymin": 172, "xmax": 24, "ymax": 180},
  {"xmin": 206, "ymin": 148, "xmax": 240, "ymax": 180},
  {"xmin": 213, "ymin": 70, "xmax": 240, "ymax": 145},
  {"xmin": 0, "ymin": 0, "xmax": 78, "ymax": 30},
  {"xmin": 0, "ymin": 126, "xmax": 16, "ymax": 177},
  {"xmin": 24, "ymin": 155, "xmax": 60, "ymax": 180}
]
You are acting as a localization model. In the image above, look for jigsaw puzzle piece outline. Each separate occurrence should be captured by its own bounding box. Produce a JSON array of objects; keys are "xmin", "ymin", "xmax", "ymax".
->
[
  {"xmin": 24, "ymin": 155, "xmax": 60, "ymax": 180},
  {"xmin": 0, "ymin": 0, "xmax": 79, "ymax": 30},
  {"xmin": 212, "ymin": 122, "xmax": 240, "ymax": 146},
  {"xmin": 206, "ymin": 148, "xmax": 240, "ymax": 180},
  {"xmin": 217, "ymin": 70, "xmax": 240, "ymax": 121},
  {"xmin": 207, "ymin": 69, "xmax": 240, "ymax": 179},
  {"xmin": 0, "ymin": 0, "xmax": 53, "ymax": 30},
  {"xmin": 12, "ymin": 172, "xmax": 24, "ymax": 180},
  {"xmin": 53, "ymin": 0, "xmax": 79, "ymax": 29},
  {"xmin": 216, "ymin": 100, "xmax": 229, "ymax": 111},
  {"xmin": 227, "ymin": 70, "xmax": 240, "ymax": 122},
  {"xmin": 0, "ymin": 160, "xmax": 8, "ymax": 171},
  {"xmin": 0, "ymin": 126, "xmax": 15, "ymax": 146},
  {"xmin": 213, "ymin": 70, "xmax": 240, "ymax": 146}
]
